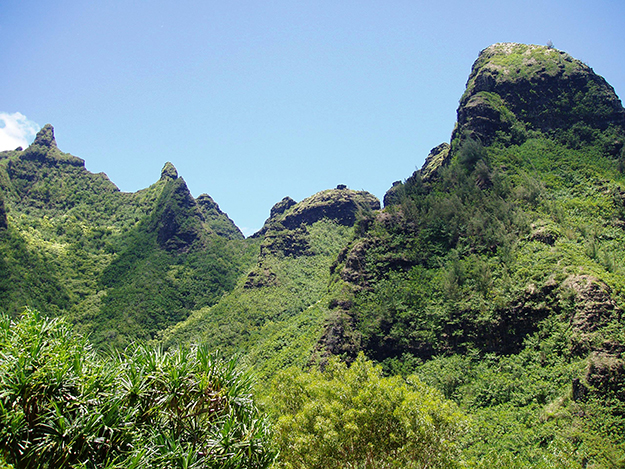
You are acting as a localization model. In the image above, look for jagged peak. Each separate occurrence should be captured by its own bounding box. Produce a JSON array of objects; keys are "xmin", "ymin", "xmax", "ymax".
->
[
  {"xmin": 32, "ymin": 124, "xmax": 58, "ymax": 148},
  {"xmin": 160, "ymin": 162, "xmax": 178, "ymax": 181},
  {"xmin": 250, "ymin": 196, "xmax": 297, "ymax": 238},
  {"xmin": 23, "ymin": 124, "xmax": 85, "ymax": 167},
  {"xmin": 420, "ymin": 143, "xmax": 450, "ymax": 180},
  {"xmin": 270, "ymin": 196, "xmax": 297, "ymax": 219},
  {"xmin": 196, "ymin": 193, "xmax": 244, "ymax": 240},
  {"xmin": 196, "ymin": 193, "xmax": 220, "ymax": 212}
]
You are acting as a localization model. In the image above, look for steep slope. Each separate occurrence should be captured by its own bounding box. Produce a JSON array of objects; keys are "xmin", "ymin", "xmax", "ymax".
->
[
  {"xmin": 319, "ymin": 43, "xmax": 625, "ymax": 465},
  {"xmin": 159, "ymin": 186, "xmax": 380, "ymax": 379},
  {"xmin": 0, "ymin": 125, "xmax": 252, "ymax": 347}
]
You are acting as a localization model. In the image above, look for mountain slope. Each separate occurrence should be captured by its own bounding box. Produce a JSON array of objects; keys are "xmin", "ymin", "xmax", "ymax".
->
[
  {"xmin": 159, "ymin": 186, "xmax": 380, "ymax": 379},
  {"xmin": 318, "ymin": 42, "xmax": 625, "ymax": 466},
  {"xmin": 1, "ymin": 41, "xmax": 624, "ymax": 468},
  {"xmin": 0, "ymin": 125, "xmax": 253, "ymax": 347}
]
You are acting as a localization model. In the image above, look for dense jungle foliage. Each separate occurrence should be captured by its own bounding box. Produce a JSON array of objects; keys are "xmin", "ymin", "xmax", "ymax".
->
[
  {"xmin": 0, "ymin": 131, "xmax": 255, "ymax": 348},
  {"xmin": 1, "ymin": 43, "xmax": 625, "ymax": 467}
]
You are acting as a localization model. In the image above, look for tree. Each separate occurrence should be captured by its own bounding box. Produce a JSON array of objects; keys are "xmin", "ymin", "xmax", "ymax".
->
[{"xmin": 267, "ymin": 354, "xmax": 466, "ymax": 469}]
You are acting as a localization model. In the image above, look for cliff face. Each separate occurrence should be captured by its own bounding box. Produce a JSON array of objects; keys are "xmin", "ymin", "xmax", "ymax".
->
[
  {"xmin": 410, "ymin": 43, "xmax": 625, "ymax": 182},
  {"xmin": 255, "ymin": 187, "xmax": 379, "ymax": 260},
  {"xmin": 243, "ymin": 187, "xmax": 380, "ymax": 289}
]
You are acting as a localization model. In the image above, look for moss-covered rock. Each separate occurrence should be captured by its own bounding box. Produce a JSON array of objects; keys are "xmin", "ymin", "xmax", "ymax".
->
[
  {"xmin": 420, "ymin": 142, "xmax": 450, "ymax": 180},
  {"xmin": 160, "ymin": 161, "xmax": 178, "ymax": 181},
  {"xmin": 250, "ymin": 196, "xmax": 297, "ymax": 239},
  {"xmin": 279, "ymin": 188, "xmax": 380, "ymax": 230},
  {"xmin": 23, "ymin": 124, "xmax": 85, "ymax": 167},
  {"xmin": 454, "ymin": 43, "xmax": 625, "ymax": 147}
]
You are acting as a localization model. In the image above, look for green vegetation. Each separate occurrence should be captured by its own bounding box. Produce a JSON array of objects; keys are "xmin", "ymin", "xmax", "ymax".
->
[
  {"xmin": 160, "ymin": 219, "xmax": 355, "ymax": 382},
  {"xmin": 463, "ymin": 43, "xmax": 580, "ymax": 96},
  {"xmin": 1, "ymin": 43, "xmax": 625, "ymax": 467},
  {"xmin": 267, "ymin": 354, "xmax": 466, "ymax": 469},
  {"xmin": 0, "ymin": 310, "xmax": 274, "ymax": 469},
  {"xmin": 0, "ymin": 128, "xmax": 254, "ymax": 348},
  {"xmin": 323, "ymin": 45, "xmax": 625, "ymax": 464}
]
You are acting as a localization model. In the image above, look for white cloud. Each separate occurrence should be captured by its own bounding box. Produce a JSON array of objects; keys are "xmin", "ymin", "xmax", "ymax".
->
[{"xmin": 0, "ymin": 112, "xmax": 40, "ymax": 151}]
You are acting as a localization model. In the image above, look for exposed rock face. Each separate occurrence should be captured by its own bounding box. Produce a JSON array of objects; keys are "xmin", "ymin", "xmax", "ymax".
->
[
  {"xmin": 338, "ymin": 239, "xmax": 374, "ymax": 286},
  {"xmin": 250, "ymin": 197, "xmax": 296, "ymax": 239},
  {"xmin": 252, "ymin": 190, "xmax": 379, "ymax": 240},
  {"xmin": 279, "ymin": 189, "xmax": 380, "ymax": 230},
  {"xmin": 585, "ymin": 352, "xmax": 625, "ymax": 400},
  {"xmin": 243, "ymin": 267, "xmax": 277, "ymax": 289},
  {"xmin": 245, "ymin": 188, "xmax": 380, "ymax": 288},
  {"xmin": 260, "ymin": 189, "xmax": 378, "ymax": 256},
  {"xmin": 563, "ymin": 274, "xmax": 621, "ymax": 333},
  {"xmin": 454, "ymin": 43, "xmax": 625, "ymax": 147},
  {"xmin": 420, "ymin": 143, "xmax": 450, "ymax": 180},
  {"xmin": 383, "ymin": 143, "xmax": 449, "ymax": 207},
  {"xmin": 271, "ymin": 196, "xmax": 297, "ymax": 218}
]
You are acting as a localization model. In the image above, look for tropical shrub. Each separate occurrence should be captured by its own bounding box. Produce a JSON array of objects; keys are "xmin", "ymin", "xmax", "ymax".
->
[
  {"xmin": 267, "ymin": 354, "xmax": 466, "ymax": 469},
  {"xmin": 0, "ymin": 309, "xmax": 274, "ymax": 468}
]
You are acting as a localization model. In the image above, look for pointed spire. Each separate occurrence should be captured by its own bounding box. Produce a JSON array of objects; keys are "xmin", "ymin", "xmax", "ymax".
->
[
  {"xmin": 33, "ymin": 124, "xmax": 57, "ymax": 148},
  {"xmin": 160, "ymin": 162, "xmax": 178, "ymax": 181}
]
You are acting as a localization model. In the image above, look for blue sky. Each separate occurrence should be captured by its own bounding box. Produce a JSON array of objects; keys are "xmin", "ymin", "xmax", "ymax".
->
[{"xmin": 1, "ymin": 0, "xmax": 624, "ymax": 236}]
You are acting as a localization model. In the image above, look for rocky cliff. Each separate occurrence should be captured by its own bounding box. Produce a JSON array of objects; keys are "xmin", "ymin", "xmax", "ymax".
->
[
  {"xmin": 255, "ymin": 187, "xmax": 379, "ymax": 259},
  {"xmin": 402, "ymin": 43, "xmax": 625, "ymax": 183}
]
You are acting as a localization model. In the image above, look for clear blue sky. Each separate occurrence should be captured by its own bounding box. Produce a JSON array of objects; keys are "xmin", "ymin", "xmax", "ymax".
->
[{"xmin": 1, "ymin": 0, "xmax": 624, "ymax": 235}]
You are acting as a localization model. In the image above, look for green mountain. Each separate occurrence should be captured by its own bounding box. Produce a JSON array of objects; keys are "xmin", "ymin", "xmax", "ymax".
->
[
  {"xmin": 160, "ymin": 186, "xmax": 380, "ymax": 379},
  {"xmin": 1, "ymin": 42, "xmax": 625, "ymax": 467},
  {"xmin": 0, "ymin": 126, "xmax": 254, "ymax": 348},
  {"xmin": 319, "ymin": 43, "xmax": 625, "ymax": 465}
]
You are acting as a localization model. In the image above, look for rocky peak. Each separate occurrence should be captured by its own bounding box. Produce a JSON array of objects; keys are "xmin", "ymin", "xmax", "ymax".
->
[
  {"xmin": 33, "ymin": 124, "xmax": 58, "ymax": 149},
  {"xmin": 253, "ymin": 188, "xmax": 379, "ymax": 258},
  {"xmin": 250, "ymin": 197, "xmax": 297, "ymax": 238},
  {"xmin": 278, "ymin": 189, "xmax": 380, "ymax": 231},
  {"xmin": 160, "ymin": 162, "xmax": 178, "ymax": 181},
  {"xmin": 149, "ymin": 177, "xmax": 204, "ymax": 252},
  {"xmin": 270, "ymin": 196, "xmax": 297, "ymax": 218},
  {"xmin": 23, "ymin": 124, "xmax": 85, "ymax": 167},
  {"xmin": 196, "ymin": 193, "xmax": 220, "ymax": 212},
  {"xmin": 454, "ymin": 43, "xmax": 625, "ymax": 146},
  {"xmin": 420, "ymin": 143, "xmax": 450, "ymax": 180}
]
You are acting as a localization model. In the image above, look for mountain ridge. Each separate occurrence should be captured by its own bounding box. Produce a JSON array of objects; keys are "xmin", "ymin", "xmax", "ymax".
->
[{"xmin": 1, "ymin": 42, "xmax": 625, "ymax": 466}]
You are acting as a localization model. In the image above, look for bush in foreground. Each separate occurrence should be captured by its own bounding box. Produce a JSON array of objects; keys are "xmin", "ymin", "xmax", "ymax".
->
[
  {"xmin": 0, "ymin": 309, "xmax": 274, "ymax": 468},
  {"xmin": 268, "ymin": 354, "xmax": 467, "ymax": 469}
]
